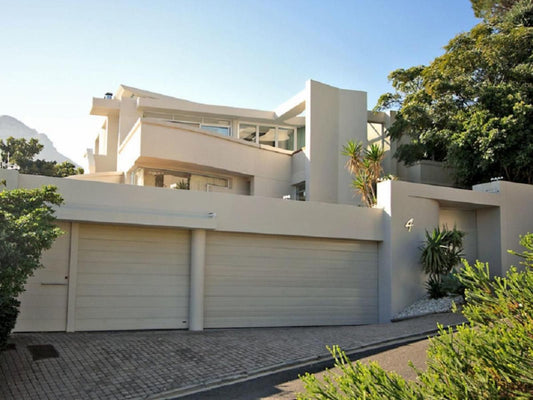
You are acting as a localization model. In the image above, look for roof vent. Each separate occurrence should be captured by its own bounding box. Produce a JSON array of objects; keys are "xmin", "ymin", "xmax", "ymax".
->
[{"xmin": 104, "ymin": 92, "xmax": 113, "ymax": 99}]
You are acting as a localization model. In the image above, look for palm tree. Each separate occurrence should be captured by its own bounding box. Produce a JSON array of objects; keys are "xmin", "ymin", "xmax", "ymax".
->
[{"xmin": 342, "ymin": 141, "xmax": 386, "ymax": 207}]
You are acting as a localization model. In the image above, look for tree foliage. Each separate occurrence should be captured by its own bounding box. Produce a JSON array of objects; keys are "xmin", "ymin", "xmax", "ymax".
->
[
  {"xmin": 471, "ymin": 0, "xmax": 521, "ymax": 19},
  {"xmin": 376, "ymin": 0, "xmax": 533, "ymax": 187},
  {"xmin": 298, "ymin": 233, "xmax": 533, "ymax": 399},
  {"xmin": 0, "ymin": 185, "xmax": 63, "ymax": 348},
  {"xmin": 0, "ymin": 137, "xmax": 83, "ymax": 177}
]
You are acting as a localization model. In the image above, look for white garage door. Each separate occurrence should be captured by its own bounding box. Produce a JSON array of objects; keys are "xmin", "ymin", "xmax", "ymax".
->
[
  {"xmin": 75, "ymin": 224, "xmax": 190, "ymax": 331},
  {"xmin": 15, "ymin": 222, "xmax": 71, "ymax": 332},
  {"xmin": 205, "ymin": 232, "xmax": 378, "ymax": 328}
]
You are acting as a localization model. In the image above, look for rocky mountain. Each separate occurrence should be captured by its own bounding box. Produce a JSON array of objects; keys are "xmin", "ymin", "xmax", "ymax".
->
[{"xmin": 0, "ymin": 115, "xmax": 79, "ymax": 166}]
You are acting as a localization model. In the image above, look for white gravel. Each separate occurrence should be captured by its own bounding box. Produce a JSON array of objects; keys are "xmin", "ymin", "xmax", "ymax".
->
[{"xmin": 392, "ymin": 295, "xmax": 464, "ymax": 321}]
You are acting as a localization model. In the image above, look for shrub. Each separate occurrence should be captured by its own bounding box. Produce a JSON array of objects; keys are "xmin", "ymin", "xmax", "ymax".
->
[
  {"xmin": 440, "ymin": 269, "xmax": 466, "ymax": 297},
  {"xmin": 0, "ymin": 297, "xmax": 19, "ymax": 350},
  {"xmin": 425, "ymin": 275, "xmax": 448, "ymax": 299},
  {"xmin": 420, "ymin": 226, "xmax": 465, "ymax": 298},
  {"xmin": 298, "ymin": 233, "xmax": 533, "ymax": 399},
  {"xmin": 0, "ymin": 185, "xmax": 63, "ymax": 349}
]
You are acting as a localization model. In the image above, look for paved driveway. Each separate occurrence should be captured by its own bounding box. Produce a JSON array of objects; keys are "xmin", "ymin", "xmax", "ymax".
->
[{"xmin": 0, "ymin": 313, "xmax": 465, "ymax": 400}]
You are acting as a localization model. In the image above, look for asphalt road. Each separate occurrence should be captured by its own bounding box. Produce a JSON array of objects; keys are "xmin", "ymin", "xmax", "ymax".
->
[{"xmin": 178, "ymin": 338, "xmax": 430, "ymax": 400}]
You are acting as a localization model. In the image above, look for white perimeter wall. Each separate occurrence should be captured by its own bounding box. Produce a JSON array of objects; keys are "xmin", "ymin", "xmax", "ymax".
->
[{"xmin": 3, "ymin": 170, "xmax": 531, "ymax": 329}]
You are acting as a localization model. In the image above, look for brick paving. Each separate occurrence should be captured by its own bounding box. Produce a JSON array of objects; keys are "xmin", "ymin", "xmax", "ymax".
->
[{"xmin": 0, "ymin": 313, "xmax": 466, "ymax": 400}]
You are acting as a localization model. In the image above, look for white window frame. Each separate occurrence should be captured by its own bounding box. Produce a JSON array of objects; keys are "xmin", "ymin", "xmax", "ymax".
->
[{"xmin": 237, "ymin": 122, "xmax": 296, "ymax": 150}]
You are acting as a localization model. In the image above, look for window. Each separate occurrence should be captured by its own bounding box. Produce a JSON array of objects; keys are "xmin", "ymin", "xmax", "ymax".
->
[
  {"xmin": 297, "ymin": 127, "xmax": 306, "ymax": 149},
  {"xmin": 277, "ymin": 127, "xmax": 295, "ymax": 151},
  {"xmin": 295, "ymin": 181, "xmax": 306, "ymax": 201},
  {"xmin": 238, "ymin": 122, "xmax": 298, "ymax": 150},
  {"xmin": 201, "ymin": 125, "xmax": 230, "ymax": 136},
  {"xmin": 143, "ymin": 111, "xmax": 231, "ymax": 136},
  {"xmin": 239, "ymin": 124, "xmax": 257, "ymax": 142},
  {"xmin": 258, "ymin": 126, "xmax": 276, "ymax": 147}
]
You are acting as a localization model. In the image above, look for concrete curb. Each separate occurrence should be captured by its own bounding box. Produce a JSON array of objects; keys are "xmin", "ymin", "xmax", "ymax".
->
[{"xmin": 146, "ymin": 322, "xmax": 465, "ymax": 400}]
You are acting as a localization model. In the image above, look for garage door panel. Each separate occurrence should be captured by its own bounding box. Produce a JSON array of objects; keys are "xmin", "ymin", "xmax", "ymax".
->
[
  {"xmin": 206, "ymin": 286, "xmax": 376, "ymax": 298},
  {"xmin": 205, "ymin": 232, "xmax": 378, "ymax": 328},
  {"xmin": 76, "ymin": 295, "xmax": 186, "ymax": 308},
  {"xmin": 79, "ymin": 225, "xmax": 184, "ymax": 241},
  {"xmin": 78, "ymin": 250, "xmax": 188, "ymax": 265},
  {"xmin": 76, "ymin": 262, "xmax": 188, "ymax": 275},
  {"xmin": 206, "ymin": 262, "xmax": 376, "ymax": 280},
  {"xmin": 208, "ymin": 234, "xmax": 375, "ymax": 252},
  {"xmin": 76, "ymin": 283, "xmax": 188, "ymax": 297},
  {"xmin": 76, "ymin": 305, "xmax": 187, "ymax": 320},
  {"xmin": 208, "ymin": 245, "xmax": 376, "ymax": 260},
  {"xmin": 75, "ymin": 318, "xmax": 187, "ymax": 332},
  {"xmin": 80, "ymin": 236, "xmax": 188, "ymax": 248},
  {"xmin": 207, "ymin": 296, "xmax": 376, "ymax": 309},
  {"xmin": 77, "ymin": 273, "xmax": 185, "ymax": 286},
  {"xmin": 76, "ymin": 224, "xmax": 189, "ymax": 331}
]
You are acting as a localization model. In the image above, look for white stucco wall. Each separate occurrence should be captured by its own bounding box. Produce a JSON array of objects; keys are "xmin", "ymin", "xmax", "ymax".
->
[
  {"xmin": 305, "ymin": 80, "xmax": 367, "ymax": 205},
  {"xmin": 116, "ymin": 119, "xmax": 294, "ymax": 199}
]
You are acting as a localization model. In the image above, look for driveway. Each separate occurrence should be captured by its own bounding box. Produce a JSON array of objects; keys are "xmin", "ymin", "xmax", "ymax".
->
[{"xmin": 0, "ymin": 312, "xmax": 466, "ymax": 400}]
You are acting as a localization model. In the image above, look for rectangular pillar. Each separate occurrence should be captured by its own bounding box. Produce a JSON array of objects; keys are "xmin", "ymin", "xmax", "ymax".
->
[
  {"xmin": 189, "ymin": 229, "xmax": 206, "ymax": 331},
  {"xmin": 66, "ymin": 222, "xmax": 79, "ymax": 332}
]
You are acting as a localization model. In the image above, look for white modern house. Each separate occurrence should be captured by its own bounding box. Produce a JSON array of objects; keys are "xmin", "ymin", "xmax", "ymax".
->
[
  {"xmin": 3, "ymin": 80, "xmax": 531, "ymax": 334},
  {"xmin": 77, "ymin": 80, "xmax": 452, "ymax": 202}
]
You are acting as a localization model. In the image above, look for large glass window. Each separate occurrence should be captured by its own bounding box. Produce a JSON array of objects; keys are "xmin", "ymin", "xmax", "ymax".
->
[
  {"xmin": 238, "ymin": 122, "xmax": 299, "ymax": 150},
  {"xmin": 297, "ymin": 127, "xmax": 306, "ymax": 149},
  {"xmin": 201, "ymin": 125, "xmax": 230, "ymax": 136},
  {"xmin": 277, "ymin": 127, "xmax": 295, "ymax": 150},
  {"xmin": 239, "ymin": 124, "xmax": 257, "ymax": 142},
  {"xmin": 258, "ymin": 126, "xmax": 276, "ymax": 147}
]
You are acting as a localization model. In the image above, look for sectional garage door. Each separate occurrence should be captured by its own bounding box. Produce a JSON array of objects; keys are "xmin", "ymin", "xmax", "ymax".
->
[
  {"xmin": 75, "ymin": 224, "xmax": 190, "ymax": 331},
  {"xmin": 205, "ymin": 232, "xmax": 378, "ymax": 328}
]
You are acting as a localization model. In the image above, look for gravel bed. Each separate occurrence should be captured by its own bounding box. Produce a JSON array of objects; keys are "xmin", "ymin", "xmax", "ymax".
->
[{"xmin": 392, "ymin": 295, "xmax": 464, "ymax": 321}]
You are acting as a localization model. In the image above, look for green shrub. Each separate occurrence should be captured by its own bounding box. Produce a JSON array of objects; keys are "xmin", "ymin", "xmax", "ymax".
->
[
  {"xmin": 0, "ymin": 185, "xmax": 63, "ymax": 349},
  {"xmin": 0, "ymin": 296, "xmax": 19, "ymax": 350},
  {"xmin": 420, "ymin": 226, "xmax": 465, "ymax": 298},
  {"xmin": 440, "ymin": 269, "xmax": 466, "ymax": 297},
  {"xmin": 298, "ymin": 233, "xmax": 533, "ymax": 399},
  {"xmin": 425, "ymin": 275, "xmax": 447, "ymax": 299}
]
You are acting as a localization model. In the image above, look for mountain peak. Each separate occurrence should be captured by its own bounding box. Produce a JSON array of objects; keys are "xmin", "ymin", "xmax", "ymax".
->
[{"xmin": 0, "ymin": 115, "xmax": 80, "ymax": 166}]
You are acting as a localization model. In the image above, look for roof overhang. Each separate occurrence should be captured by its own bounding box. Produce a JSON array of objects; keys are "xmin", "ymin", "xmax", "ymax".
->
[{"xmin": 90, "ymin": 98, "xmax": 120, "ymax": 116}]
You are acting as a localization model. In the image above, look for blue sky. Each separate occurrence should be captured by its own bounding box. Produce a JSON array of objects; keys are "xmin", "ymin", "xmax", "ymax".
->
[{"xmin": 0, "ymin": 0, "xmax": 479, "ymax": 166}]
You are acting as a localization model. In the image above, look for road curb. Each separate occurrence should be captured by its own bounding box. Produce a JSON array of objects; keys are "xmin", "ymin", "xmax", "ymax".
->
[{"xmin": 146, "ymin": 322, "xmax": 465, "ymax": 400}]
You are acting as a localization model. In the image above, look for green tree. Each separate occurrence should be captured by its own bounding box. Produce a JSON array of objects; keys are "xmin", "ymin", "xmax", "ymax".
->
[
  {"xmin": 376, "ymin": 0, "xmax": 533, "ymax": 187},
  {"xmin": 54, "ymin": 161, "xmax": 84, "ymax": 177},
  {"xmin": 0, "ymin": 137, "xmax": 84, "ymax": 177},
  {"xmin": 0, "ymin": 185, "xmax": 63, "ymax": 348},
  {"xmin": 299, "ymin": 233, "xmax": 533, "ymax": 399},
  {"xmin": 471, "ymin": 0, "xmax": 521, "ymax": 19}
]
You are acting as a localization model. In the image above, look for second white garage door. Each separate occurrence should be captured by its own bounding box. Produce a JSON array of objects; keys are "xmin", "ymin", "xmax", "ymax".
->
[
  {"xmin": 205, "ymin": 232, "xmax": 378, "ymax": 328},
  {"xmin": 75, "ymin": 224, "xmax": 190, "ymax": 331}
]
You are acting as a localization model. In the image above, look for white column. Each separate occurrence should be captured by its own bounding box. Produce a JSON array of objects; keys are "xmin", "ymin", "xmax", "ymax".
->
[
  {"xmin": 66, "ymin": 222, "xmax": 79, "ymax": 332},
  {"xmin": 189, "ymin": 229, "xmax": 206, "ymax": 331}
]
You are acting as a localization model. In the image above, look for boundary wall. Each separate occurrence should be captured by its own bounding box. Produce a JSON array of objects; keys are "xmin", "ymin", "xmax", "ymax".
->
[{"xmin": 1, "ymin": 170, "xmax": 531, "ymax": 329}]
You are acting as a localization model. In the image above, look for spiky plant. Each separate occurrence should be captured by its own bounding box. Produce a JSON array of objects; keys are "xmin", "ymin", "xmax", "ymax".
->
[{"xmin": 342, "ymin": 140, "xmax": 387, "ymax": 207}]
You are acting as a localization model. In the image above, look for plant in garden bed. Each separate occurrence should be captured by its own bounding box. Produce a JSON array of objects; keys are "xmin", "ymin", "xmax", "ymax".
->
[
  {"xmin": 0, "ymin": 185, "xmax": 63, "ymax": 349},
  {"xmin": 298, "ymin": 233, "xmax": 533, "ymax": 399},
  {"xmin": 420, "ymin": 226, "xmax": 465, "ymax": 298}
]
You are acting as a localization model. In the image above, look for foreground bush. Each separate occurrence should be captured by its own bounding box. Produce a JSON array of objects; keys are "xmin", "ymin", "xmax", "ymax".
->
[
  {"xmin": 299, "ymin": 234, "xmax": 533, "ymax": 399},
  {"xmin": 0, "ymin": 185, "xmax": 63, "ymax": 349}
]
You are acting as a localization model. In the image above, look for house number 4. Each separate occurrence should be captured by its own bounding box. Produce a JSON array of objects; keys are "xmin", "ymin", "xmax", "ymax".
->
[{"xmin": 405, "ymin": 218, "xmax": 414, "ymax": 232}]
